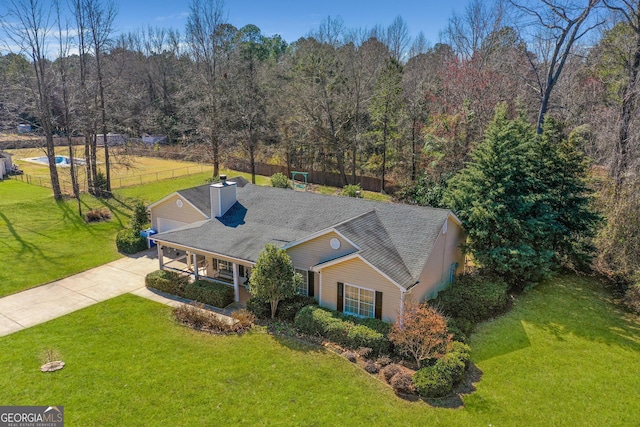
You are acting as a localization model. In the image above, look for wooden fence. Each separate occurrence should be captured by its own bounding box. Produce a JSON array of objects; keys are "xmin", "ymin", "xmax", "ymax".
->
[
  {"xmin": 121, "ymin": 145, "xmax": 390, "ymax": 192},
  {"xmin": 225, "ymin": 157, "xmax": 388, "ymax": 192},
  {"xmin": 0, "ymin": 136, "xmax": 85, "ymax": 150}
]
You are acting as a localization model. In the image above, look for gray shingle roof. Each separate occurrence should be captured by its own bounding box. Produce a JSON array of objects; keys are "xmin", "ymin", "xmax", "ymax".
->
[
  {"xmin": 176, "ymin": 176, "xmax": 249, "ymax": 217},
  {"xmin": 154, "ymin": 183, "xmax": 454, "ymax": 289}
]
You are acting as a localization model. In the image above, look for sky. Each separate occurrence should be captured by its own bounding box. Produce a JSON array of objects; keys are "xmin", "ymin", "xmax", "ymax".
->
[{"xmin": 112, "ymin": 0, "xmax": 472, "ymax": 46}]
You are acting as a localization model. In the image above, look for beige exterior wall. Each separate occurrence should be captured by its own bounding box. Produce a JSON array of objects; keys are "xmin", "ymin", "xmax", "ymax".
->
[
  {"xmin": 150, "ymin": 194, "xmax": 207, "ymax": 231},
  {"xmin": 408, "ymin": 216, "xmax": 465, "ymax": 304},
  {"xmin": 319, "ymin": 257, "xmax": 402, "ymax": 323},
  {"xmin": 286, "ymin": 231, "xmax": 356, "ymax": 271}
]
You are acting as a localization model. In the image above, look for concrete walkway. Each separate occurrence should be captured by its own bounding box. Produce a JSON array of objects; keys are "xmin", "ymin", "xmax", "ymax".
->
[{"xmin": 0, "ymin": 250, "xmax": 160, "ymax": 337}]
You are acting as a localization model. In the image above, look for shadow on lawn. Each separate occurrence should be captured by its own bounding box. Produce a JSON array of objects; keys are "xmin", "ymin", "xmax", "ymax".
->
[
  {"xmin": 99, "ymin": 196, "xmax": 133, "ymax": 228},
  {"xmin": 522, "ymin": 276, "xmax": 640, "ymax": 352},
  {"xmin": 475, "ymin": 275, "xmax": 640, "ymax": 362},
  {"xmin": 55, "ymin": 199, "xmax": 85, "ymax": 231},
  {"xmin": 0, "ymin": 211, "xmax": 50, "ymax": 260}
]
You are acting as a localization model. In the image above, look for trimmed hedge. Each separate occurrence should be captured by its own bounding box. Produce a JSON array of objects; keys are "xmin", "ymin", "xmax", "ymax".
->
[
  {"xmin": 145, "ymin": 270, "xmax": 189, "ymax": 295},
  {"xmin": 294, "ymin": 305, "xmax": 391, "ymax": 356},
  {"xmin": 116, "ymin": 228, "xmax": 148, "ymax": 254},
  {"xmin": 184, "ymin": 280, "xmax": 235, "ymax": 308},
  {"xmin": 246, "ymin": 295, "xmax": 317, "ymax": 321},
  {"xmin": 434, "ymin": 272, "xmax": 509, "ymax": 333},
  {"xmin": 145, "ymin": 271, "xmax": 234, "ymax": 308}
]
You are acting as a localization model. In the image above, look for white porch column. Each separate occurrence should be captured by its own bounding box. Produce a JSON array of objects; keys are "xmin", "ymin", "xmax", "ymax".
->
[
  {"xmin": 233, "ymin": 262, "xmax": 240, "ymax": 302},
  {"xmin": 157, "ymin": 244, "xmax": 163, "ymax": 270},
  {"xmin": 193, "ymin": 253, "xmax": 199, "ymax": 280}
]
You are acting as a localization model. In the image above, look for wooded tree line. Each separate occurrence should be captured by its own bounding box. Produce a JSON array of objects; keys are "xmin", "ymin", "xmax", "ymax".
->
[{"xmin": 1, "ymin": 0, "xmax": 639, "ymax": 288}]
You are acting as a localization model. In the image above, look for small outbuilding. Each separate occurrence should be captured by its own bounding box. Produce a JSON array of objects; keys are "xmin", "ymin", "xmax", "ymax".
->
[
  {"xmin": 0, "ymin": 151, "xmax": 13, "ymax": 178},
  {"xmin": 142, "ymin": 135, "xmax": 168, "ymax": 145}
]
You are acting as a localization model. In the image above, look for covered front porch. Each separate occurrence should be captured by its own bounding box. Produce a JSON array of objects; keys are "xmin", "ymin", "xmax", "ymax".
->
[{"xmin": 155, "ymin": 243, "xmax": 253, "ymax": 305}]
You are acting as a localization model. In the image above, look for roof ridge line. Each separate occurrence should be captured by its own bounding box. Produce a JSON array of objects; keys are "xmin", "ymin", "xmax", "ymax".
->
[{"xmin": 368, "ymin": 210, "xmax": 416, "ymax": 282}]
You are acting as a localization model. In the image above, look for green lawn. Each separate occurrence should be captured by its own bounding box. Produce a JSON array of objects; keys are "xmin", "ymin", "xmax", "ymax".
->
[
  {"xmin": 0, "ymin": 276, "xmax": 638, "ymax": 425},
  {"xmin": 0, "ymin": 181, "xmax": 128, "ymax": 297}
]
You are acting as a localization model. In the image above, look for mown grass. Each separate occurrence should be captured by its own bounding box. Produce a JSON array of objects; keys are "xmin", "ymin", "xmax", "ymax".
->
[
  {"xmin": 0, "ymin": 276, "xmax": 638, "ymax": 425},
  {"xmin": 0, "ymin": 181, "xmax": 128, "ymax": 297},
  {"xmin": 0, "ymin": 172, "xmax": 216, "ymax": 297}
]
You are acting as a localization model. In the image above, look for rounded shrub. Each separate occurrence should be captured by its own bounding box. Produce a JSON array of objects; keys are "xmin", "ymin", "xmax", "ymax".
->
[
  {"xmin": 365, "ymin": 361, "xmax": 379, "ymax": 374},
  {"xmin": 437, "ymin": 353, "xmax": 466, "ymax": 384},
  {"xmin": 381, "ymin": 364, "xmax": 403, "ymax": 383},
  {"xmin": 413, "ymin": 365, "xmax": 454, "ymax": 398},
  {"xmin": 247, "ymin": 295, "xmax": 316, "ymax": 321},
  {"xmin": 346, "ymin": 324, "xmax": 391, "ymax": 356},
  {"xmin": 390, "ymin": 372, "xmax": 415, "ymax": 394},
  {"xmin": 376, "ymin": 355, "xmax": 393, "ymax": 368},
  {"xmin": 116, "ymin": 228, "xmax": 148, "ymax": 254},
  {"xmin": 434, "ymin": 272, "xmax": 509, "ymax": 330},
  {"xmin": 246, "ymin": 297, "xmax": 271, "ymax": 319},
  {"xmin": 270, "ymin": 172, "xmax": 290, "ymax": 189},
  {"xmin": 446, "ymin": 318, "xmax": 468, "ymax": 343},
  {"xmin": 341, "ymin": 184, "xmax": 362, "ymax": 197},
  {"xmin": 145, "ymin": 270, "xmax": 189, "ymax": 295}
]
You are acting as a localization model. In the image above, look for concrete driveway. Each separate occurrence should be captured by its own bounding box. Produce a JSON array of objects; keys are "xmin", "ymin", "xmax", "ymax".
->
[{"xmin": 0, "ymin": 250, "xmax": 159, "ymax": 337}]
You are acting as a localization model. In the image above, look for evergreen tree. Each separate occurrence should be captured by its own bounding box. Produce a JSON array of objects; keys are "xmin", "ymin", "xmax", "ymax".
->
[
  {"xmin": 369, "ymin": 58, "xmax": 403, "ymax": 192},
  {"xmin": 445, "ymin": 104, "xmax": 554, "ymax": 289},
  {"xmin": 535, "ymin": 120, "xmax": 600, "ymax": 270},
  {"xmin": 249, "ymin": 244, "xmax": 302, "ymax": 319}
]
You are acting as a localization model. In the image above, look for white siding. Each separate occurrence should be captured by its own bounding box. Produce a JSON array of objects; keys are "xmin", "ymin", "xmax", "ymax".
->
[{"xmin": 210, "ymin": 182, "xmax": 237, "ymax": 217}]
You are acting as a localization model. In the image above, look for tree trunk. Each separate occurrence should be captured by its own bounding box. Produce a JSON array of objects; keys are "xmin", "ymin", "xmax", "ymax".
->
[
  {"xmin": 96, "ymin": 48, "xmax": 111, "ymax": 196},
  {"xmin": 411, "ymin": 118, "xmax": 417, "ymax": 181},
  {"xmin": 536, "ymin": 83, "xmax": 553, "ymax": 135},
  {"xmin": 249, "ymin": 142, "xmax": 256, "ymax": 184},
  {"xmin": 44, "ymin": 133, "xmax": 62, "ymax": 199},
  {"xmin": 613, "ymin": 33, "xmax": 640, "ymax": 187},
  {"xmin": 84, "ymin": 136, "xmax": 93, "ymax": 194},
  {"xmin": 211, "ymin": 129, "xmax": 219, "ymax": 178},
  {"xmin": 382, "ymin": 118, "xmax": 388, "ymax": 193}
]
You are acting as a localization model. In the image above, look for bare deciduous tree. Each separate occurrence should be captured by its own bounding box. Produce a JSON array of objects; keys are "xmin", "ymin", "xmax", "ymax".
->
[
  {"xmin": 3, "ymin": 0, "xmax": 62, "ymax": 199},
  {"xmin": 511, "ymin": 0, "xmax": 603, "ymax": 134},
  {"xmin": 186, "ymin": 0, "xmax": 227, "ymax": 178},
  {"xmin": 603, "ymin": 0, "xmax": 640, "ymax": 185}
]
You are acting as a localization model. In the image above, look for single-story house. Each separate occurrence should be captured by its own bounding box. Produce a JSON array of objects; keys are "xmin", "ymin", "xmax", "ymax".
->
[
  {"xmin": 142, "ymin": 135, "xmax": 168, "ymax": 145},
  {"xmin": 96, "ymin": 133, "xmax": 127, "ymax": 146},
  {"xmin": 148, "ymin": 177, "xmax": 465, "ymax": 323},
  {"xmin": 0, "ymin": 151, "xmax": 13, "ymax": 178}
]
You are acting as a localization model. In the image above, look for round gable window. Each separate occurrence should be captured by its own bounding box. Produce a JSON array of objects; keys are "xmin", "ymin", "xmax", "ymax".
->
[
  {"xmin": 330, "ymin": 238, "xmax": 341, "ymax": 250},
  {"xmin": 176, "ymin": 199, "xmax": 183, "ymax": 208}
]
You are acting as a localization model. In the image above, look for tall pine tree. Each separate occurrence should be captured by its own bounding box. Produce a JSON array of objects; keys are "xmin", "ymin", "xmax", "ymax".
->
[
  {"xmin": 445, "ymin": 104, "xmax": 554, "ymax": 289},
  {"xmin": 534, "ymin": 119, "xmax": 600, "ymax": 270}
]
